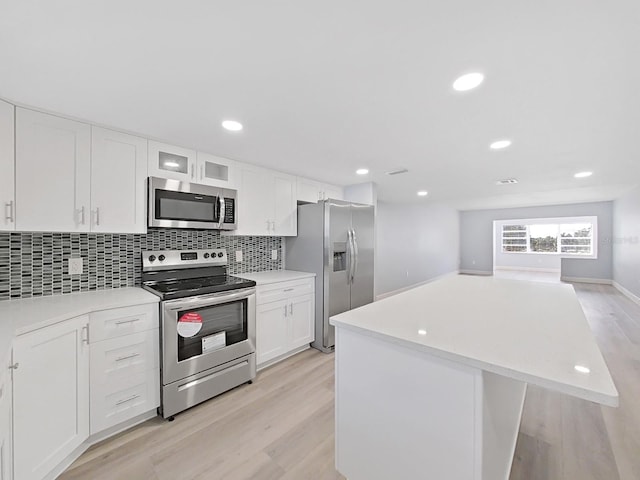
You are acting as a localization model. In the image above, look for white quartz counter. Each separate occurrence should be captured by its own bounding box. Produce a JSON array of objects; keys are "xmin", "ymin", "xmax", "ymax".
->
[
  {"xmin": 238, "ymin": 270, "xmax": 315, "ymax": 285},
  {"xmin": 0, "ymin": 288, "xmax": 159, "ymax": 360},
  {"xmin": 330, "ymin": 274, "xmax": 618, "ymax": 407}
]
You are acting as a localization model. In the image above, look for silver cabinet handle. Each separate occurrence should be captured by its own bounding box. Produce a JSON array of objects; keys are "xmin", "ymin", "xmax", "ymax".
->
[
  {"xmin": 77, "ymin": 206, "xmax": 86, "ymax": 225},
  {"xmin": 284, "ymin": 305, "xmax": 288, "ymax": 317},
  {"xmin": 81, "ymin": 324, "xmax": 90, "ymax": 344},
  {"xmin": 190, "ymin": 163, "xmax": 195, "ymax": 179},
  {"xmin": 116, "ymin": 394, "xmax": 140, "ymax": 406},
  {"xmin": 5, "ymin": 201, "xmax": 14, "ymax": 223},
  {"xmin": 95, "ymin": 207, "xmax": 100, "ymax": 226},
  {"xmin": 8, "ymin": 363, "xmax": 19, "ymax": 370},
  {"xmin": 116, "ymin": 353, "xmax": 140, "ymax": 362},
  {"xmin": 270, "ymin": 221, "xmax": 276, "ymax": 233},
  {"xmin": 283, "ymin": 288, "xmax": 294, "ymax": 292},
  {"xmin": 115, "ymin": 318, "xmax": 141, "ymax": 325},
  {"xmin": 289, "ymin": 303, "xmax": 293, "ymax": 315},
  {"xmin": 266, "ymin": 220, "xmax": 270, "ymax": 232}
]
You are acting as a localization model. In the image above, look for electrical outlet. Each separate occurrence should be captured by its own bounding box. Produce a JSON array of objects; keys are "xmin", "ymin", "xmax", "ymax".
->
[
  {"xmin": 271, "ymin": 250, "xmax": 278, "ymax": 261},
  {"xmin": 68, "ymin": 258, "xmax": 83, "ymax": 275},
  {"xmin": 235, "ymin": 250, "xmax": 243, "ymax": 263}
]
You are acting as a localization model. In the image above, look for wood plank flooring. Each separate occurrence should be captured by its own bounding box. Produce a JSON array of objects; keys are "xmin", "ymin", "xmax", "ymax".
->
[{"xmin": 61, "ymin": 281, "xmax": 640, "ymax": 479}]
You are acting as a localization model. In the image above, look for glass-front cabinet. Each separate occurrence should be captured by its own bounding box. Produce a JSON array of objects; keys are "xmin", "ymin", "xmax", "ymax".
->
[
  {"xmin": 148, "ymin": 140, "xmax": 198, "ymax": 182},
  {"xmin": 196, "ymin": 152, "xmax": 240, "ymax": 189}
]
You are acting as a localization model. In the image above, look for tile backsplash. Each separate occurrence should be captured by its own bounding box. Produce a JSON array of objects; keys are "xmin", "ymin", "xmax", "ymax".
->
[{"xmin": 0, "ymin": 230, "xmax": 283, "ymax": 301}]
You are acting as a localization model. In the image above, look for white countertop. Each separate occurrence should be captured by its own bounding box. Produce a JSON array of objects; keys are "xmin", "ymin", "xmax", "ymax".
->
[
  {"xmin": 238, "ymin": 270, "xmax": 315, "ymax": 285},
  {"xmin": 330, "ymin": 275, "xmax": 618, "ymax": 407},
  {"xmin": 0, "ymin": 288, "xmax": 159, "ymax": 359}
]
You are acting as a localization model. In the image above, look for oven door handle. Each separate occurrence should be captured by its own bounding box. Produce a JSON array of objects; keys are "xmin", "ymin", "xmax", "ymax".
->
[{"xmin": 162, "ymin": 287, "xmax": 256, "ymax": 311}]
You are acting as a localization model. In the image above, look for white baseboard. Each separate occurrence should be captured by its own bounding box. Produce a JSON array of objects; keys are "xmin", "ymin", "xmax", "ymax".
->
[
  {"xmin": 612, "ymin": 281, "xmax": 640, "ymax": 306},
  {"xmin": 560, "ymin": 276, "xmax": 612, "ymax": 285},
  {"xmin": 375, "ymin": 270, "xmax": 459, "ymax": 301},
  {"xmin": 494, "ymin": 266, "xmax": 560, "ymax": 274},
  {"xmin": 459, "ymin": 269, "xmax": 493, "ymax": 276}
]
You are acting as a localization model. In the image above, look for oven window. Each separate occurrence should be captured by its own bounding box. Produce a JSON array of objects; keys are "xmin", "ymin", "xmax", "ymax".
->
[
  {"xmin": 155, "ymin": 189, "xmax": 219, "ymax": 223},
  {"xmin": 177, "ymin": 298, "xmax": 247, "ymax": 362}
]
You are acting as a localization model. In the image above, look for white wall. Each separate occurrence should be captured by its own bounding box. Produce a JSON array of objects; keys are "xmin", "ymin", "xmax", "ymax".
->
[
  {"xmin": 375, "ymin": 202, "xmax": 459, "ymax": 296},
  {"xmin": 460, "ymin": 201, "xmax": 613, "ymax": 281},
  {"xmin": 613, "ymin": 186, "xmax": 640, "ymax": 298},
  {"xmin": 344, "ymin": 182, "xmax": 377, "ymax": 207}
]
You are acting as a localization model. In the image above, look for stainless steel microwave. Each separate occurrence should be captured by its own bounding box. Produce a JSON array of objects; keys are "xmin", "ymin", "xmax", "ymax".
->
[{"xmin": 148, "ymin": 177, "xmax": 237, "ymax": 230}]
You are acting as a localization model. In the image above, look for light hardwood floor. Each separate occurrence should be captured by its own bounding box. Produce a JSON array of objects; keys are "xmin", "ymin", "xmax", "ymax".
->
[{"xmin": 61, "ymin": 282, "xmax": 640, "ymax": 480}]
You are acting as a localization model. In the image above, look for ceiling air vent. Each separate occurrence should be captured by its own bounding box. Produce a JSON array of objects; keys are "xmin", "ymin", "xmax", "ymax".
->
[
  {"xmin": 496, "ymin": 178, "xmax": 518, "ymax": 185},
  {"xmin": 385, "ymin": 168, "xmax": 409, "ymax": 176}
]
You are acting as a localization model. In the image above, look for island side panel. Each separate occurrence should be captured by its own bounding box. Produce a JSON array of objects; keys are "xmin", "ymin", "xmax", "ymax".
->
[
  {"xmin": 481, "ymin": 371, "xmax": 527, "ymax": 480},
  {"xmin": 334, "ymin": 327, "xmax": 483, "ymax": 480}
]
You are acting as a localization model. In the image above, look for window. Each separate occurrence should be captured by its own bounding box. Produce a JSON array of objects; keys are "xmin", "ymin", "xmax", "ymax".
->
[{"xmin": 500, "ymin": 218, "xmax": 595, "ymax": 256}]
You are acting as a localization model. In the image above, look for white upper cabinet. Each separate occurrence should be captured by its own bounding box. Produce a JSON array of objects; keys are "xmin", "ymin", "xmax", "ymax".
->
[
  {"xmin": 0, "ymin": 99, "xmax": 15, "ymax": 231},
  {"xmin": 234, "ymin": 165, "xmax": 297, "ymax": 236},
  {"xmin": 196, "ymin": 152, "xmax": 240, "ymax": 189},
  {"xmin": 16, "ymin": 108, "xmax": 91, "ymax": 232},
  {"xmin": 148, "ymin": 140, "xmax": 197, "ymax": 182},
  {"xmin": 91, "ymin": 127, "xmax": 148, "ymax": 233},
  {"xmin": 296, "ymin": 177, "xmax": 343, "ymax": 203}
]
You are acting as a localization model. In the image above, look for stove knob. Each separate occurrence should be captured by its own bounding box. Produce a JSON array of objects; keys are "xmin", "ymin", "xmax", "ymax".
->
[
  {"xmin": 148, "ymin": 255, "xmax": 156, "ymax": 262},
  {"xmin": 158, "ymin": 255, "xmax": 166, "ymax": 262},
  {"xmin": 203, "ymin": 253, "xmax": 210, "ymax": 259},
  {"xmin": 217, "ymin": 252, "xmax": 224, "ymax": 258}
]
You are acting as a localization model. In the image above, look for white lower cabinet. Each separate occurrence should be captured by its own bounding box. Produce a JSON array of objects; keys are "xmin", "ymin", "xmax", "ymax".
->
[
  {"xmin": 89, "ymin": 329, "xmax": 159, "ymax": 434},
  {"xmin": 256, "ymin": 278, "xmax": 315, "ymax": 368},
  {"xmin": 12, "ymin": 315, "xmax": 90, "ymax": 480},
  {"xmin": 9, "ymin": 302, "xmax": 159, "ymax": 480},
  {"xmin": 0, "ymin": 349, "xmax": 13, "ymax": 480}
]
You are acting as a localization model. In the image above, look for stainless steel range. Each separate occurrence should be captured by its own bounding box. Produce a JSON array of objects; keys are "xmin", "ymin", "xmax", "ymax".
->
[{"xmin": 142, "ymin": 249, "xmax": 256, "ymax": 420}]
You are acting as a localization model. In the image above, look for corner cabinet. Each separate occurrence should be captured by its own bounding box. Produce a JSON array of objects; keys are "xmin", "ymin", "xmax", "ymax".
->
[
  {"xmin": 0, "ymin": 100, "xmax": 15, "ymax": 232},
  {"xmin": 0, "ymin": 349, "xmax": 13, "ymax": 480},
  {"xmin": 12, "ymin": 315, "xmax": 90, "ymax": 480},
  {"xmin": 15, "ymin": 108, "xmax": 91, "ymax": 232},
  {"xmin": 256, "ymin": 277, "xmax": 315, "ymax": 369},
  {"xmin": 234, "ymin": 165, "xmax": 297, "ymax": 236}
]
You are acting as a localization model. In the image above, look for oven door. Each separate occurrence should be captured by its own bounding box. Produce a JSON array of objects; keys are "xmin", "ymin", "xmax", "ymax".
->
[{"xmin": 161, "ymin": 287, "xmax": 256, "ymax": 385}]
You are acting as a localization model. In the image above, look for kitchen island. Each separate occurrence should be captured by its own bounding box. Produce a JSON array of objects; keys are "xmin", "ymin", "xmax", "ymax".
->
[{"xmin": 329, "ymin": 275, "xmax": 618, "ymax": 480}]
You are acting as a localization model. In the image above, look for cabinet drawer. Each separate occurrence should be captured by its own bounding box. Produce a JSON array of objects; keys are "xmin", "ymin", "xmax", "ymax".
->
[
  {"xmin": 256, "ymin": 278, "xmax": 314, "ymax": 305},
  {"xmin": 90, "ymin": 330, "xmax": 159, "ymax": 388},
  {"xmin": 90, "ymin": 303, "xmax": 158, "ymax": 342},
  {"xmin": 90, "ymin": 368, "xmax": 159, "ymax": 434}
]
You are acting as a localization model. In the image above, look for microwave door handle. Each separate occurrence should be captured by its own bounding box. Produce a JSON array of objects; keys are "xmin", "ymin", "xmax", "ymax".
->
[{"xmin": 218, "ymin": 196, "xmax": 225, "ymax": 228}]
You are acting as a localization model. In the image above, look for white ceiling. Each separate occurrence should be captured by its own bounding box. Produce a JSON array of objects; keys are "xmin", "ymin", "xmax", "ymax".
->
[{"xmin": 1, "ymin": 1, "xmax": 639, "ymax": 209}]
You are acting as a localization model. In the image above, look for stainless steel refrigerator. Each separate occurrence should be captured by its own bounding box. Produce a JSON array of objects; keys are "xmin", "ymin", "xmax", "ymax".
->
[{"xmin": 285, "ymin": 199, "xmax": 375, "ymax": 353}]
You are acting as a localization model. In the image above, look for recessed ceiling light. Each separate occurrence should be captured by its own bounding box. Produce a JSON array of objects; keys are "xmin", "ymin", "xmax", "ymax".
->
[
  {"xmin": 490, "ymin": 140, "xmax": 512, "ymax": 150},
  {"xmin": 453, "ymin": 72, "xmax": 484, "ymax": 91},
  {"xmin": 356, "ymin": 168, "xmax": 369, "ymax": 175},
  {"xmin": 222, "ymin": 120, "xmax": 243, "ymax": 131},
  {"xmin": 164, "ymin": 161, "xmax": 180, "ymax": 168},
  {"xmin": 418, "ymin": 329, "xmax": 427, "ymax": 335},
  {"xmin": 574, "ymin": 171, "xmax": 593, "ymax": 178},
  {"xmin": 417, "ymin": 190, "xmax": 428, "ymax": 196},
  {"xmin": 574, "ymin": 365, "xmax": 590, "ymax": 374}
]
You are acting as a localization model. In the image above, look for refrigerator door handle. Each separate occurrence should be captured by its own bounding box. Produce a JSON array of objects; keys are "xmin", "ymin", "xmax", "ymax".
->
[
  {"xmin": 346, "ymin": 230, "xmax": 353, "ymax": 284},
  {"xmin": 351, "ymin": 228, "xmax": 359, "ymax": 283}
]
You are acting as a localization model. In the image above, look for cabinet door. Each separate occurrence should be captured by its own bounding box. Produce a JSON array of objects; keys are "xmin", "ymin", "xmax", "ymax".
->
[
  {"xmin": 0, "ymin": 100, "xmax": 14, "ymax": 231},
  {"xmin": 256, "ymin": 300, "xmax": 288, "ymax": 366},
  {"xmin": 12, "ymin": 316, "xmax": 90, "ymax": 480},
  {"xmin": 196, "ymin": 152, "xmax": 239, "ymax": 189},
  {"xmin": 324, "ymin": 184, "xmax": 344, "ymax": 201},
  {"xmin": 296, "ymin": 177, "xmax": 323, "ymax": 203},
  {"xmin": 235, "ymin": 166, "xmax": 273, "ymax": 236},
  {"xmin": 0, "ymin": 350, "xmax": 12, "ymax": 480},
  {"xmin": 288, "ymin": 294, "xmax": 315, "ymax": 350},
  {"xmin": 274, "ymin": 173, "xmax": 297, "ymax": 236},
  {"xmin": 16, "ymin": 108, "xmax": 91, "ymax": 232},
  {"xmin": 91, "ymin": 127, "xmax": 148, "ymax": 233},
  {"xmin": 148, "ymin": 140, "xmax": 197, "ymax": 182}
]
